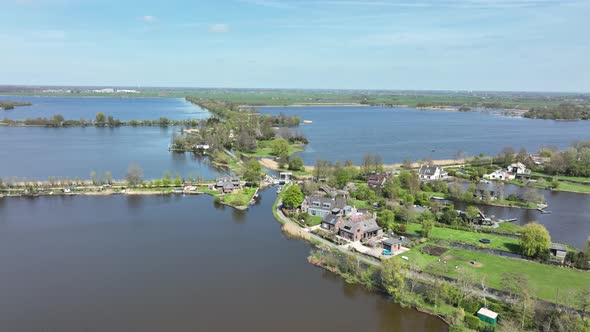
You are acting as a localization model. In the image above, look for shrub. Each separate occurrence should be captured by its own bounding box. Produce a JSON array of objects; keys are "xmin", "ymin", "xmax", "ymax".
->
[{"xmin": 464, "ymin": 315, "xmax": 483, "ymax": 330}]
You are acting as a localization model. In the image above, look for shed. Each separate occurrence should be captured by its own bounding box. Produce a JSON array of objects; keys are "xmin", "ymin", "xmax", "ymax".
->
[
  {"xmin": 549, "ymin": 243, "xmax": 567, "ymax": 260},
  {"xmin": 383, "ymin": 237, "xmax": 403, "ymax": 252},
  {"xmin": 476, "ymin": 308, "xmax": 498, "ymax": 325}
]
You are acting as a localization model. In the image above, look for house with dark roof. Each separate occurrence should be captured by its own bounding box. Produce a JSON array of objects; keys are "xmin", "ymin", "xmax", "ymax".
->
[
  {"xmin": 418, "ymin": 165, "xmax": 448, "ymax": 181},
  {"xmin": 526, "ymin": 154, "xmax": 551, "ymax": 167},
  {"xmin": 215, "ymin": 176, "xmax": 241, "ymax": 193},
  {"xmin": 321, "ymin": 214, "xmax": 344, "ymax": 232},
  {"xmin": 367, "ymin": 172, "xmax": 389, "ymax": 187},
  {"xmin": 382, "ymin": 237, "xmax": 403, "ymax": 253},
  {"xmin": 338, "ymin": 218, "xmax": 382, "ymax": 242},
  {"xmin": 549, "ymin": 243, "xmax": 567, "ymax": 261},
  {"xmin": 301, "ymin": 195, "xmax": 347, "ymax": 218}
]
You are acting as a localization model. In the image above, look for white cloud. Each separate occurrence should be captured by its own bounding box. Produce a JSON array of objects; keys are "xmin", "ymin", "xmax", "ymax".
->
[
  {"xmin": 209, "ymin": 24, "xmax": 230, "ymax": 33},
  {"xmin": 141, "ymin": 15, "xmax": 156, "ymax": 23}
]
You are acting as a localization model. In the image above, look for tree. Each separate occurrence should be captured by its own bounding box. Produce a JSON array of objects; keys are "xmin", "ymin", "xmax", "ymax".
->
[
  {"xmin": 126, "ymin": 163, "xmax": 143, "ymax": 186},
  {"xmin": 282, "ymin": 184, "xmax": 304, "ymax": 209},
  {"xmin": 90, "ymin": 170, "xmax": 97, "ymax": 185},
  {"xmin": 288, "ymin": 156, "xmax": 304, "ymax": 171},
  {"xmin": 381, "ymin": 258, "xmax": 406, "ymax": 299},
  {"xmin": 373, "ymin": 153, "xmax": 383, "ymax": 172},
  {"xmin": 314, "ymin": 159, "xmax": 330, "ymax": 181},
  {"xmin": 465, "ymin": 206, "xmax": 480, "ymax": 223},
  {"xmin": 105, "ymin": 171, "xmax": 112, "ymax": 184},
  {"xmin": 95, "ymin": 112, "xmax": 106, "ymax": 126},
  {"xmin": 499, "ymin": 146, "xmax": 515, "ymax": 165},
  {"xmin": 421, "ymin": 218, "xmax": 434, "ymax": 238},
  {"xmin": 270, "ymin": 137, "xmax": 290, "ymax": 158},
  {"xmin": 243, "ymin": 159, "xmax": 262, "ymax": 185},
  {"xmin": 585, "ymin": 236, "xmax": 590, "ymax": 257},
  {"xmin": 377, "ymin": 210, "xmax": 395, "ymax": 230},
  {"xmin": 362, "ymin": 152, "xmax": 373, "ymax": 175},
  {"xmin": 520, "ymin": 222, "xmax": 551, "ymax": 258}
]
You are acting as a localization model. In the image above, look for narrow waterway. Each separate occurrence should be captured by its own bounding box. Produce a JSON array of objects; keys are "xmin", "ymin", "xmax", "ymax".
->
[{"xmin": 0, "ymin": 190, "xmax": 447, "ymax": 332}]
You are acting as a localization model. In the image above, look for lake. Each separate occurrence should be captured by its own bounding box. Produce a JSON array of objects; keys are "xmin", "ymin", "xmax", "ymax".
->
[
  {"xmin": 0, "ymin": 190, "xmax": 447, "ymax": 332},
  {"xmin": 452, "ymin": 183, "xmax": 590, "ymax": 249},
  {"xmin": 0, "ymin": 126, "xmax": 222, "ymax": 180},
  {"xmin": 259, "ymin": 106, "xmax": 590, "ymax": 165},
  {"xmin": 0, "ymin": 96, "xmax": 209, "ymax": 121}
]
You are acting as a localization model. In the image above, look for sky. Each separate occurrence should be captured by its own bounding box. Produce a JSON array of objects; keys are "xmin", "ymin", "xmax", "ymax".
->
[{"xmin": 1, "ymin": 0, "xmax": 589, "ymax": 92}]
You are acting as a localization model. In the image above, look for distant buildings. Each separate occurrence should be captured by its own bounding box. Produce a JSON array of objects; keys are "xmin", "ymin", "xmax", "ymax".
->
[{"xmin": 418, "ymin": 165, "xmax": 448, "ymax": 181}]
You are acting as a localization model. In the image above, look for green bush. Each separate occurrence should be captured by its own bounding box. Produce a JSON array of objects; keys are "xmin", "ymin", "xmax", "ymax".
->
[{"xmin": 464, "ymin": 315, "xmax": 483, "ymax": 330}]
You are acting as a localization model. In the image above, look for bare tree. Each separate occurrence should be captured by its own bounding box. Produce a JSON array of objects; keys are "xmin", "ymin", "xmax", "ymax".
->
[{"xmin": 126, "ymin": 163, "xmax": 144, "ymax": 187}]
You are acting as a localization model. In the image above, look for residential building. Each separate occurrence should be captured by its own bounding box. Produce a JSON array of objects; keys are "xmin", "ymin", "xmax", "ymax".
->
[
  {"xmin": 215, "ymin": 176, "xmax": 241, "ymax": 193},
  {"xmin": 321, "ymin": 214, "xmax": 343, "ymax": 232},
  {"xmin": 382, "ymin": 237, "xmax": 403, "ymax": 253},
  {"xmin": 338, "ymin": 218, "xmax": 382, "ymax": 242},
  {"xmin": 506, "ymin": 162, "xmax": 531, "ymax": 178},
  {"xmin": 418, "ymin": 165, "xmax": 448, "ymax": 181},
  {"xmin": 301, "ymin": 195, "xmax": 346, "ymax": 218},
  {"xmin": 526, "ymin": 154, "xmax": 551, "ymax": 167},
  {"xmin": 367, "ymin": 172, "xmax": 389, "ymax": 187},
  {"xmin": 484, "ymin": 169, "xmax": 514, "ymax": 180}
]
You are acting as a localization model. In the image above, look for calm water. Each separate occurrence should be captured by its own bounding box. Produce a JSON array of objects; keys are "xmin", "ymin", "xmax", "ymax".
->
[
  {"xmin": 259, "ymin": 106, "xmax": 590, "ymax": 165},
  {"xmin": 0, "ymin": 96, "xmax": 209, "ymax": 121},
  {"xmin": 0, "ymin": 190, "xmax": 447, "ymax": 332},
  {"xmin": 0, "ymin": 126, "xmax": 222, "ymax": 180},
  {"xmin": 453, "ymin": 183, "xmax": 590, "ymax": 249}
]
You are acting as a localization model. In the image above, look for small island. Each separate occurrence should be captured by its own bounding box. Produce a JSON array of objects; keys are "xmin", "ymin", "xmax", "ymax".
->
[{"xmin": 0, "ymin": 100, "xmax": 32, "ymax": 110}]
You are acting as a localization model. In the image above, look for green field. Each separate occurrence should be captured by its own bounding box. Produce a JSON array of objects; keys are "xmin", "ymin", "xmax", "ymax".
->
[
  {"xmin": 222, "ymin": 187, "xmax": 257, "ymax": 207},
  {"xmin": 240, "ymin": 140, "xmax": 304, "ymax": 158},
  {"xmin": 404, "ymin": 223, "xmax": 521, "ymax": 253},
  {"xmin": 402, "ymin": 244, "xmax": 590, "ymax": 305}
]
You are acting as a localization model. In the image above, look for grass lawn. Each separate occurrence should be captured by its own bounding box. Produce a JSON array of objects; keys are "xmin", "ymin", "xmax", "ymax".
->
[
  {"xmin": 241, "ymin": 140, "xmax": 304, "ymax": 158},
  {"xmin": 222, "ymin": 187, "xmax": 257, "ymax": 207},
  {"xmin": 532, "ymin": 172, "xmax": 590, "ymax": 184},
  {"xmin": 197, "ymin": 185, "xmax": 220, "ymax": 196},
  {"xmin": 403, "ymin": 223, "xmax": 521, "ymax": 253},
  {"xmin": 510, "ymin": 178, "xmax": 590, "ymax": 194},
  {"xmin": 308, "ymin": 215, "xmax": 323, "ymax": 226},
  {"xmin": 402, "ymin": 244, "xmax": 590, "ymax": 305},
  {"xmin": 348, "ymin": 198, "xmax": 372, "ymax": 209}
]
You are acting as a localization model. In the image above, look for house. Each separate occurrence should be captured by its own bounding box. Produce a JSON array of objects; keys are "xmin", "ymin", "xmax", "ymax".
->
[
  {"xmin": 526, "ymin": 154, "xmax": 551, "ymax": 167},
  {"xmin": 194, "ymin": 143, "xmax": 210, "ymax": 150},
  {"xmin": 506, "ymin": 162, "xmax": 531, "ymax": 178},
  {"xmin": 321, "ymin": 214, "xmax": 344, "ymax": 232},
  {"xmin": 338, "ymin": 218, "xmax": 382, "ymax": 242},
  {"xmin": 215, "ymin": 176, "xmax": 241, "ymax": 193},
  {"xmin": 418, "ymin": 165, "xmax": 448, "ymax": 181},
  {"xmin": 382, "ymin": 237, "xmax": 403, "ymax": 253},
  {"xmin": 301, "ymin": 195, "xmax": 346, "ymax": 218},
  {"xmin": 367, "ymin": 172, "xmax": 389, "ymax": 187},
  {"xmin": 279, "ymin": 172, "xmax": 292, "ymax": 185},
  {"xmin": 476, "ymin": 308, "xmax": 498, "ymax": 325},
  {"xmin": 549, "ymin": 243, "xmax": 568, "ymax": 261},
  {"xmin": 484, "ymin": 169, "xmax": 514, "ymax": 180},
  {"xmin": 318, "ymin": 185, "xmax": 349, "ymax": 199}
]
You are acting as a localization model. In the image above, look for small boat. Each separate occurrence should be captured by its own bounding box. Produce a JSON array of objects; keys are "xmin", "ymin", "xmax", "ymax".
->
[{"xmin": 303, "ymin": 120, "xmax": 313, "ymax": 124}]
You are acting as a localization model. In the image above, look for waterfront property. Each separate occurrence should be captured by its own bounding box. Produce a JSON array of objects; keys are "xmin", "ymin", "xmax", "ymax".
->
[
  {"xmin": 418, "ymin": 165, "xmax": 448, "ymax": 181},
  {"xmin": 506, "ymin": 162, "xmax": 531, "ymax": 178},
  {"xmin": 215, "ymin": 176, "xmax": 242, "ymax": 193},
  {"xmin": 321, "ymin": 214, "xmax": 343, "ymax": 232},
  {"xmin": 484, "ymin": 168, "xmax": 514, "ymax": 180},
  {"xmin": 338, "ymin": 218, "xmax": 382, "ymax": 242},
  {"xmin": 301, "ymin": 195, "xmax": 346, "ymax": 218},
  {"xmin": 549, "ymin": 242, "xmax": 568, "ymax": 262},
  {"xmin": 527, "ymin": 154, "xmax": 551, "ymax": 166}
]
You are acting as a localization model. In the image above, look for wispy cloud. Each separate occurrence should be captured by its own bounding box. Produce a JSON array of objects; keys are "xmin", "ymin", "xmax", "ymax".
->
[
  {"xmin": 209, "ymin": 24, "xmax": 230, "ymax": 33},
  {"xmin": 141, "ymin": 15, "xmax": 156, "ymax": 23}
]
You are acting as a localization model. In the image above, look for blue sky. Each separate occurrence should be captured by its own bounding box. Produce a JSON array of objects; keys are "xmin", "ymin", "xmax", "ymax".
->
[{"xmin": 1, "ymin": 0, "xmax": 589, "ymax": 91}]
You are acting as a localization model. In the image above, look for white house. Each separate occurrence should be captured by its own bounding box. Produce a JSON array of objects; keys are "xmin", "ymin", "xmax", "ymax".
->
[
  {"xmin": 484, "ymin": 169, "xmax": 514, "ymax": 180},
  {"xmin": 418, "ymin": 165, "xmax": 448, "ymax": 181},
  {"xmin": 506, "ymin": 162, "xmax": 531, "ymax": 178}
]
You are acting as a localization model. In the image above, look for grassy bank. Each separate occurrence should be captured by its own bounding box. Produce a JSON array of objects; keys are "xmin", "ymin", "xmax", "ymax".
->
[
  {"xmin": 240, "ymin": 140, "xmax": 305, "ymax": 158},
  {"xmin": 403, "ymin": 243, "xmax": 589, "ymax": 305},
  {"xmin": 222, "ymin": 187, "xmax": 257, "ymax": 207},
  {"xmin": 403, "ymin": 223, "xmax": 521, "ymax": 253}
]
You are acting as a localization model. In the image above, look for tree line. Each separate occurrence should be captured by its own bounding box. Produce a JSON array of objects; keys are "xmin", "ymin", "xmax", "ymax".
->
[{"xmin": 524, "ymin": 103, "xmax": 590, "ymax": 120}]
